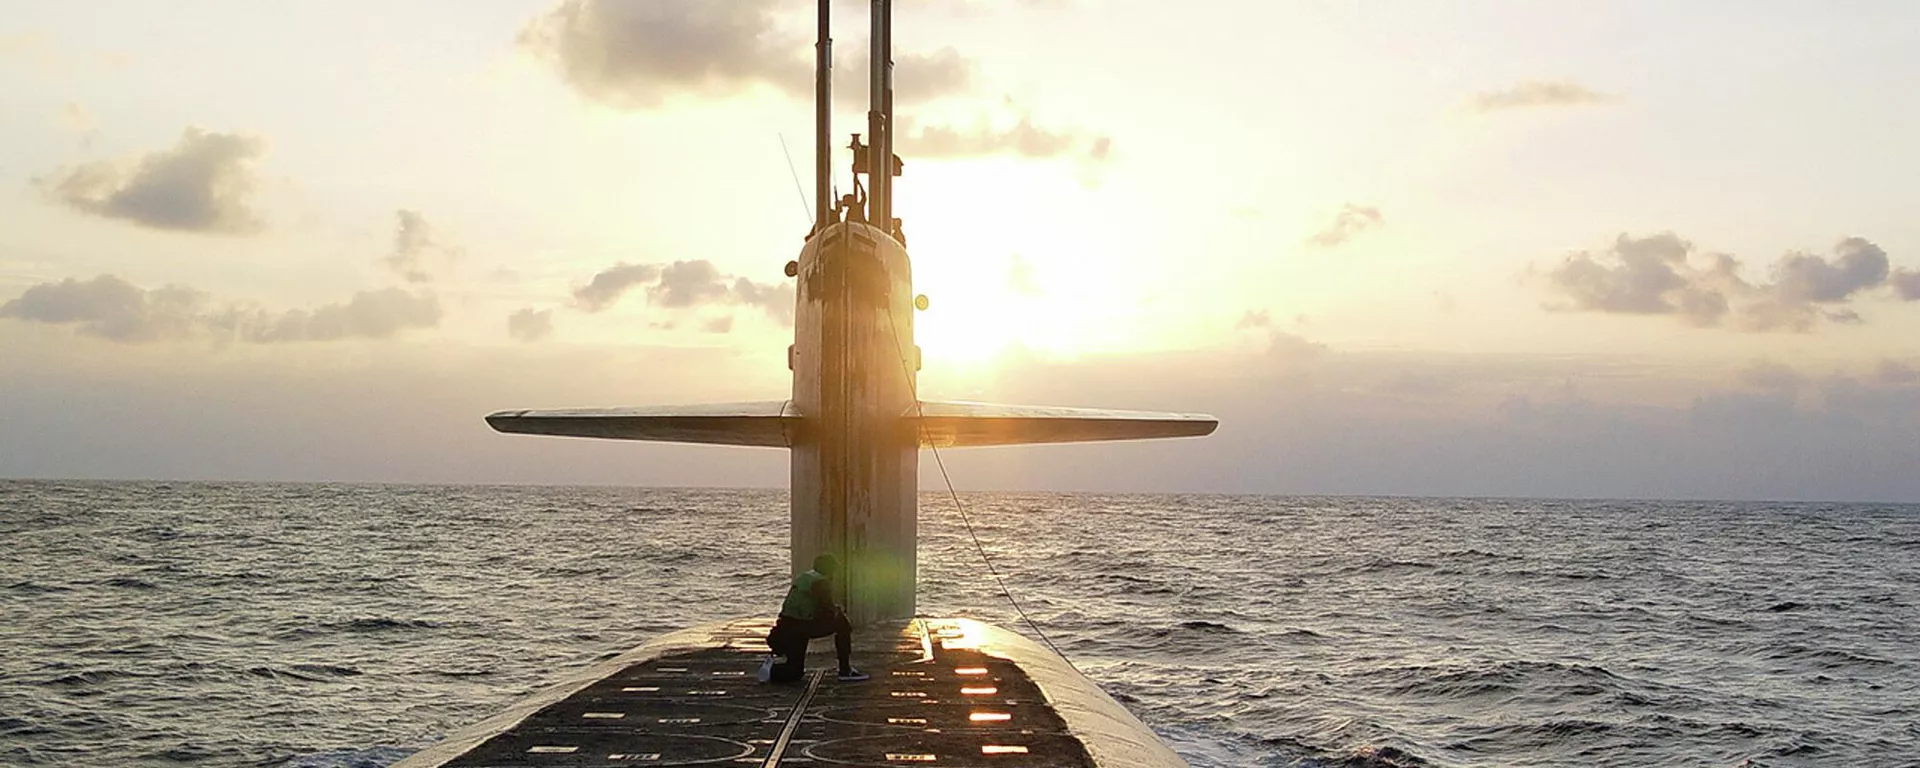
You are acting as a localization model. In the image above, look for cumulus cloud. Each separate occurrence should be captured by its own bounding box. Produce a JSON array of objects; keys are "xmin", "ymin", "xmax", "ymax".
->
[
  {"xmin": 0, "ymin": 275, "xmax": 206, "ymax": 343},
  {"xmin": 36, "ymin": 127, "xmax": 266, "ymax": 234},
  {"xmin": 1893, "ymin": 268, "xmax": 1920, "ymax": 301},
  {"xmin": 1235, "ymin": 310, "xmax": 1272, "ymax": 331},
  {"xmin": 518, "ymin": 0, "xmax": 808, "ymax": 106},
  {"xmin": 508, "ymin": 308, "xmax": 554, "ymax": 342},
  {"xmin": 650, "ymin": 260, "xmax": 733, "ymax": 308},
  {"xmin": 519, "ymin": 0, "xmax": 980, "ymax": 109},
  {"xmin": 1468, "ymin": 80, "xmax": 1612, "ymax": 112},
  {"xmin": 1541, "ymin": 233, "xmax": 1903, "ymax": 331},
  {"xmin": 572, "ymin": 262, "xmax": 662, "ymax": 312},
  {"xmin": 0, "ymin": 275, "xmax": 439, "ymax": 344},
  {"xmin": 382, "ymin": 210, "xmax": 453, "ymax": 283},
  {"xmin": 1305, "ymin": 204, "xmax": 1382, "ymax": 248},
  {"xmin": 571, "ymin": 259, "xmax": 793, "ymax": 324},
  {"xmin": 730, "ymin": 277, "xmax": 796, "ymax": 325}
]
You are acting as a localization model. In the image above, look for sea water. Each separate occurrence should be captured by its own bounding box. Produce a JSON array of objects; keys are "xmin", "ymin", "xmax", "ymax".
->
[{"xmin": 2, "ymin": 481, "xmax": 1916, "ymax": 767}]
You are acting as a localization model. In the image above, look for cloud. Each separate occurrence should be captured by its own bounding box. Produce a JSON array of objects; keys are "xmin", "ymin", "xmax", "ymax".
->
[
  {"xmin": 1234, "ymin": 310, "xmax": 1272, "ymax": 331},
  {"xmin": 571, "ymin": 259, "xmax": 794, "ymax": 324},
  {"xmin": 899, "ymin": 116, "xmax": 1107, "ymax": 161},
  {"xmin": 382, "ymin": 210, "xmax": 450, "ymax": 283},
  {"xmin": 832, "ymin": 43, "xmax": 977, "ymax": 108},
  {"xmin": 0, "ymin": 275, "xmax": 206, "ymax": 343},
  {"xmin": 702, "ymin": 315, "xmax": 735, "ymax": 334},
  {"xmin": 730, "ymin": 277, "xmax": 796, "ymax": 325},
  {"xmin": 1541, "ymin": 233, "xmax": 1903, "ymax": 331},
  {"xmin": 36, "ymin": 127, "xmax": 267, "ymax": 234},
  {"xmin": 650, "ymin": 260, "xmax": 733, "ymax": 308},
  {"xmin": 1305, "ymin": 204, "xmax": 1382, "ymax": 248},
  {"xmin": 1468, "ymin": 80, "xmax": 1612, "ymax": 112},
  {"xmin": 508, "ymin": 308, "xmax": 554, "ymax": 343},
  {"xmin": 1893, "ymin": 268, "xmax": 1920, "ymax": 301},
  {"xmin": 229, "ymin": 289, "xmax": 442, "ymax": 343},
  {"xmin": 518, "ymin": 0, "xmax": 981, "ymax": 110},
  {"xmin": 8, "ymin": 322, "xmax": 1919, "ymax": 500},
  {"xmin": 518, "ymin": 0, "xmax": 809, "ymax": 107},
  {"xmin": 572, "ymin": 262, "xmax": 662, "ymax": 312},
  {"xmin": 1743, "ymin": 237, "xmax": 1888, "ymax": 330},
  {"xmin": 1, "ymin": 275, "xmax": 440, "ymax": 344}
]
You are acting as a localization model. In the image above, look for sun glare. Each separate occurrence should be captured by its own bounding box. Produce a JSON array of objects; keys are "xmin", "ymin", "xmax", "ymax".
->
[{"xmin": 900, "ymin": 162, "xmax": 1153, "ymax": 372}]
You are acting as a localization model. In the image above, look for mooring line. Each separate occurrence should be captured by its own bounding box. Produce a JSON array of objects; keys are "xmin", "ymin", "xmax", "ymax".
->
[{"xmin": 762, "ymin": 669, "xmax": 824, "ymax": 767}]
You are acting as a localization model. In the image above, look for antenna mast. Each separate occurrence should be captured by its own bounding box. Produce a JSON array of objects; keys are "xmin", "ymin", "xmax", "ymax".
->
[
  {"xmin": 867, "ymin": 0, "xmax": 893, "ymax": 232},
  {"xmin": 813, "ymin": 0, "xmax": 832, "ymax": 231}
]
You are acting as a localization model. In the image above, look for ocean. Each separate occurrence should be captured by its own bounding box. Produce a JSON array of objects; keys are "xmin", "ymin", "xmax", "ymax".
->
[{"xmin": 1, "ymin": 481, "xmax": 1915, "ymax": 767}]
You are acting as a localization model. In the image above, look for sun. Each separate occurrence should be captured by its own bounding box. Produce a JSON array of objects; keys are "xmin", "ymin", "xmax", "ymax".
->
[{"xmin": 893, "ymin": 159, "xmax": 1179, "ymax": 374}]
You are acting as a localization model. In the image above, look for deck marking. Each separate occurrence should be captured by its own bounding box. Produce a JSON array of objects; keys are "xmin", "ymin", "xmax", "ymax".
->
[
  {"xmin": 760, "ymin": 669, "xmax": 824, "ymax": 767},
  {"xmin": 914, "ymin": 619, "xmax": 935, "ymax": 663},
  {"xmin": 526, "ymin": 745, "xmax": 578, "ymax": 754}
]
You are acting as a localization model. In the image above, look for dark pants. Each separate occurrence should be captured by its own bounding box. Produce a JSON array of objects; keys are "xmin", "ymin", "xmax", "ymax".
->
[{"xmin": 766, "ymin": 612, "xmax": 851, "ymax": 682}]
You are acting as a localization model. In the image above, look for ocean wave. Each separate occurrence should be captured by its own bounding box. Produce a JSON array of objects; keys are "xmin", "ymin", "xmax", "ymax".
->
[
  {"xmin": 6, "ymin": 482, "xmax": 1918, "ymax": 768},
  {"xmin": 332, "ymin": 617, "xmax": 443, "ymax": 632},
  {"xmin": 246, "ymin": 664, "xmax": 363, "ymax": 682},
  {"xmin": 1347, "ymin": 557, "xmax": 1438, "ymax": 574},
  {"xmin": 4, "ymin": 580, "xmax": 71, "ymax": 594},
  {"xmin": 37, "ymin": 669, "xmax": 146, "ymax": 687}
]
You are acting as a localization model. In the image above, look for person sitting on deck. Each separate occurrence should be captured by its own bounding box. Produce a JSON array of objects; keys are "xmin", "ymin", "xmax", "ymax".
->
[{"xmin": 762, "ymin": 554, "xmax": 868, "ymax": 683}]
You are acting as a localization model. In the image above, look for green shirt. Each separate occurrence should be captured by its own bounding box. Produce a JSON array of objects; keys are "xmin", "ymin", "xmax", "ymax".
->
[{"xmin": 781, "ymin": 569, "xmax": 828, "ymax": 620}]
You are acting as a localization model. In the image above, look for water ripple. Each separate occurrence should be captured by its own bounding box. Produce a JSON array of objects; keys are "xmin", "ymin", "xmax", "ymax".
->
[{"xmin": 2, "ymin": 482, "xmax": 1916, "ymax": 767}]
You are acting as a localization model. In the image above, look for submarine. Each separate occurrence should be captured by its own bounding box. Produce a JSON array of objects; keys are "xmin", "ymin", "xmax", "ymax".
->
[{"xmin": 393, "ymin": 2, "xmax": 1217, "ymax": 765}]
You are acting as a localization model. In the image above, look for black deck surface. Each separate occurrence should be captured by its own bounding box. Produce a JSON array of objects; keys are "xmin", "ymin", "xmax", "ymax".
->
[{"xmin": 436, "ymin": 618, "xmax": 1097, "ymax": 767}]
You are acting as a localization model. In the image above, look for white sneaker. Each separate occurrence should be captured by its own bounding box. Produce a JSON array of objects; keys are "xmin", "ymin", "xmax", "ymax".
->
[{"xmin": 756, "ymin": 656, "xmax": 775, "ymax": 683}]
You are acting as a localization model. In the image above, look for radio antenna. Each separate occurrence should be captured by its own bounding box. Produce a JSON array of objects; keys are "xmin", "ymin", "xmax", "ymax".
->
[{"xmin": 812, "ymin": 0, "xmax": 833, "ymax": 232}]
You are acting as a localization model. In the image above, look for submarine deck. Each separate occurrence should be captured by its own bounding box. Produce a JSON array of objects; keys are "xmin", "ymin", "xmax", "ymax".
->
[{"xmin": 395, "ymin": 617, "xmax": 1181, "ymax": 768}]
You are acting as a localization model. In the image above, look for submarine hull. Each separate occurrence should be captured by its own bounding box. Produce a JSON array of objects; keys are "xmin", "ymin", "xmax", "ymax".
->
[{"xmin": 391, "ymin": 617, "xmax": 1186, "ymax": 768}]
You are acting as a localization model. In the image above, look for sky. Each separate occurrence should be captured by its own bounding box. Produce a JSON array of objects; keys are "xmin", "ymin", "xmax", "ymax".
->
[{"xmin": 3, "ymin": 1, "xmax": 1918, "ymax": 501}]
